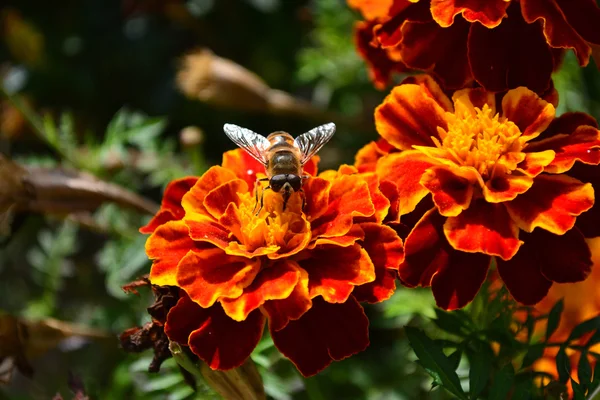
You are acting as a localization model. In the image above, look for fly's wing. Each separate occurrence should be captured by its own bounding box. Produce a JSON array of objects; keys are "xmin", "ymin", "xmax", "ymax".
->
[
  {"xmin": 294, "ymin": 123, "xmax": 336, "ymax": 165},
  {"xmin": 223, "ymin": 124, "xmax": 270, "ymax": 166}
]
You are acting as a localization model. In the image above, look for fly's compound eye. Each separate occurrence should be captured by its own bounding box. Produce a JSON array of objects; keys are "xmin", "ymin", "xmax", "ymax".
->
[
  {"xmin": 270, "ymin": 175, "xmax": 286, "ymax": 192},
  {"xmin": 288, "ymin": 174, "xmax": 302, "ymax": 192}
]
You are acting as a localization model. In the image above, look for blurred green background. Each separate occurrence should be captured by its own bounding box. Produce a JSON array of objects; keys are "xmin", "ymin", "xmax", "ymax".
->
[{"xmin": 1, "ymin": 0, "xmax": 598, "ymax": 399}]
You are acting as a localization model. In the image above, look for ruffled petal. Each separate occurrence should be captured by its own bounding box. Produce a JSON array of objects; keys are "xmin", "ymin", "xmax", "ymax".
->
[
  {"xmin": 517, "ymin": 150, "xmax": 556, "ymax": 177},
  {"xmin": 186, "ymin": 302, "xmax": 265, "ymax": 370},
  {"xmin": 501, "ymin": 87, "xmax": 555, "ymax": 140},
  {"xmin": 430, "ymin": 250, "xmax": 491, "ymax": 310},
  {"xmin": 527, "ymin": 126, "xmax": 600, "ymax": 174},
  {"xmin": 165, "ymin": 294, "xmax": 207, "ymax": 344},
  {"xmin": 496, "ymin": 241, "xmax": 553, "ymax": 305},
  {"xmin": 263, "ymin": 266, "xmax": 311, "ymax": 331},
  {"xmin": 352, "ymin": 223, "xmax": 404, "ymax": 303},
  {"xmin": 220, "ymin": 260, "xmax": 301, "ymax": 321},
  {"xmin": 482, "ymin": 173, "xmax": 534, "ymax": 203},
  {"xmin": 521, "ymin": 0, "xmax": 595, "ymax": 65},
  {"xmin": 506, "ymin": 174, "xmax": 594, "ymax": 235},
  {"xmin": 444, "ymin": 201, "xmax": 523, "ymax": 261},
  {"xmin": 380, "ymin": 179, "xmax": 401, "ymax": 223},
  {"xmin": 176, "ymin": 249, "xmax": 261, "ymax": 308},
  {"xmin": 570, "ymin": 163, "xmax": 600, "ymax": 237},
  {"xmin": 222, "ymin": 149, "xmax": 266, "ymax": 191},
  {"xmin": 536, "ymin": 228, "xmax": 592, "ymax": 283},
  {"xmin": 146, "ymin": 220, "xmax": 208, "ymax": 286},
  {"xmin": 431, "ymin": 0, "xmax": 510, "ymax": 28},
  {"xmin": 536, "ymin": 111, "xmax": 598, "ymax": 141},
  {"xmin": 140, "ymin": 177, "xmax": 198, "ymax": 233},
  {"xmin": 203, "ymin": 179, "xmax": 248, "ymax": 220},
  {"xmin": 270, "ymin": 296, "xmax": 369, "ymax": 377},
  {"xmin": 181, "ymin": 166, "xmax": 238, "ymax": 218},
  {"xmin": 375, "ymin": 82, "xmax": 449, "ymax": 150},
  {"xmin": 185, "ymin": 218, "xmax": 232, "ymax": 250},
  {"xmin": 420, "ymin": 165, "xmax": 477, "ymax": 217},
  {"xmin": 300, "ymin": 244, "xmax": 375, "ymax": 303},
  {"xmin": 376, "ymin": 151, "xmax": 440, "ymax": 216},
  {"xmin": 399, "ymin": 75, "xmax": 454, "ymax": 112},
  {"xmin": 355, "ymin": 140, "xmax": 392, "ymax": 173},
  {"xmin": 468, "ymin": 3, "xmax": 554, "ymax": 94}
]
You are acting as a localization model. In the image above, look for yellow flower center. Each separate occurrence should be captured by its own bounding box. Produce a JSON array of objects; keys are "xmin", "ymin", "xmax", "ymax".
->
[
  {"xmin": 235, "ymin": 189, "xmax": 307, "ymax": 253},
  {"xmin": 434, "ymin": 104, "xmax": 525, "ymax": 178}
]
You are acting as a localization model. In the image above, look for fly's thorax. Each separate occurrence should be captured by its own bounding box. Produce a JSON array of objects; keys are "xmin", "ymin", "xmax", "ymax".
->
[{"xmin": 267, "ymin": 150, "xmax": 302, "ymax": 176}]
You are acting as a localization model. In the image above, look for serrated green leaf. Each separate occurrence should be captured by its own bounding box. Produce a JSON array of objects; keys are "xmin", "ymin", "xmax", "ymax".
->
[
  {"xmin": 405, "ymin": 326, "xmax": 467, "ymax": 400},
  {"xmin": 489, "ymin": 364, "xmax": 515, "ymax": 400},
  {"xmin": 468, "ymin": 344, "xmax": 492, "ymax": 399},
  {"xmin": 556, "ymin": 346, "xmax": 571, "ymax": 383},
  {"xmin": 522, "ymin": 344, "xmax": 545, "ymax": 369},
  {"xmin": 546, "ymin": 299, "xmax": 564, "ymax": 341}
]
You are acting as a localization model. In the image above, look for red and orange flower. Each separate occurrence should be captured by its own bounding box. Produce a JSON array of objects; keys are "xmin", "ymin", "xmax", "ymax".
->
[
  {"xmin": 349, "ymin": 0, "xmax": 600, "ymax": 93},
  {"xmin": 140, "ymin": 149, "xmax": 403, "ymax": 377},
  {"xmin": 367, "ymin": 75, "xmax": 600, "ymax": 310}
]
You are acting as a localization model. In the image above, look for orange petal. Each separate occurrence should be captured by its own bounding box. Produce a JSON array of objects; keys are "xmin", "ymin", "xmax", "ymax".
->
[
  {"xmin": 452, "ymin": 87, "xmax": 496, "ymax": 116},
  {"xmin": 301, "ymin": 244, "xmax": 375, "ymax": 303},
  {"xmin": 140, "ymin": 176, "xmax": 198, "ymax": 234},
  {"xmin": 358, "ymin": 172, "xmax": 390, "ymax": 223},
  {"xmin": 517, "ymin": 150, "xmax": 556, "ymax": 177},
  {"xmin": 146, "ymin": 220, "xmax": 207, "ymax": 286},
  {"xmin": 348, "ymin": 0, "xmax": 395, "ymax": 20},
  {"xmin": 482, "ymin": 173, "xmax": 534, "ymax": 203},
  {"xmin": 222, "ymin": 148, "xmax": 266, "ymax": 191},
  {"xmin": 303, "ymin": 177, "xmax": 331, "ymax": 221},
  {"xmin": 203, "ymin": 179, "xmax": 248, "ymax": 220},
  {"xmin": 176, "ymin": 249, "xmax": 261, "ymax": 308},
  {"xmin": 375, "ymin": 82, "xmax": 449, "ymax": 150},
  {"xmin": 270, "ymin": 296, "xmax": 369, "ymax": 377},
  {"xmin": 185, "ymin": 218, "xmax": 232, "ymax": 250},
  {"xmin": 355, "ymin": 140, "xmax": 389, "ymax": 173},
  {"xmin": 399, "ymin": 75, "xmax": 454, "ymax": 112},
  {"xmin": 528, "ymin": 126, "xmax": 600, "ymax": 174},
  {"xmin": 501, "ymin": 87, "xmax": 555, "ymax": 140},
  {"xmin": 444, "ymin": 201, "xmax": 523, "ymax": 261},
  {"xmin": 431, "ymin": 0, "xmax": 509, "ymax": 28},
  {"xmin": 521, "ymin": 0, "xmax": 595, "ymax": 66},
  {"xmin": 308, "ymin": 224, "xmax": 365, "ymax": 249},
  {"xmin": 181, "ymin": 166, "xmax": 237, "ymax": 218},
  {"xmin": 380, "ymin": 179, "xmax": 401, "ymax": 223},
  {"xmin": 263, "ymin": 265, "xmax": 312, "ymax": 331},
  {"xmin": 506, "ymin": 174, "xmax": 594, "ymax": 235},
  {"xmin": 353, "ymin": 223, "xmax": 404, "ymax": 303},
  {"xmin": 420, "ymin": 165, "xmax": 476, "ymax": 217},
  {"xmin": 303, "ymin": 155, "xmax": 320, "ymax": 177},
  {"xmin": 537, "ymin": 111, "xmax": 598, "ymax": 141},
  {"xmin": 221, "ymin": 261, "xmax": 301, "ymax": 322},
  {"xmin": 311, "ymin": 174, "xmax": 374, "ymax": 238}
]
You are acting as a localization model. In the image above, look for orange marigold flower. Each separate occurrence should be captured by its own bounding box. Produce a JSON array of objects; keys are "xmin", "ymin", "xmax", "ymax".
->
[
  {"xmin": 140, "ymin": 149, "xmax": 404, "ymax": 377},
  {"xmin": 349, "ymin": 0, "xmax": 600, "ymax": 93},
  {"xmin": 373, "ymin": 75, "xmax": 600, "ymax": 310}
]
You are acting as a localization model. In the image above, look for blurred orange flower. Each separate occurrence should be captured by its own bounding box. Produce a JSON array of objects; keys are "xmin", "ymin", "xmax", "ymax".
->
[
  {"xmin": 140, "ymin": 149, "xmax": 403, "ymax": 377},
  {"xmin": 370, "ymin": 76, "xmax": 600, "ymax": 310},
  {"xmin": 349, "ymin": 0, "xmax": 600, "ymax": 93}
]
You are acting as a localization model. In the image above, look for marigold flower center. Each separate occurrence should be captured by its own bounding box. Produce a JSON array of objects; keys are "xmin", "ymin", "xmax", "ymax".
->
[
  {"xmin": 235, "ymin": 190, "xmax": 306, "ymax": 252},
  {"xmin": 434, "ymin": 104, "xmax": 524, "ymax": 178}
]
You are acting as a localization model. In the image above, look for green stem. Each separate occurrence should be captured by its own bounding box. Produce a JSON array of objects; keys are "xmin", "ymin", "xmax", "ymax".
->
[{"xmin": 169, "ymin": 341, "xmax": 204, "ymax": 382}]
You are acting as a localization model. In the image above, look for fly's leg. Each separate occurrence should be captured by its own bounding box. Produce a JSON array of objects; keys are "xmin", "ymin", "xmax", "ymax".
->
[
  {"xmin": 253, "ymin": 177, "xmax": 270, "ymax": 214},
  {"xmin": 256, "ymin": 185, "xmax": 271, "ymax": 216},
  {"xmin": 282, "ymin": 186, "xmax": 291, "ymax": 212},
  {"xmin": 299, "ymin": 188, "xmax": 306, "ymax": 211}
]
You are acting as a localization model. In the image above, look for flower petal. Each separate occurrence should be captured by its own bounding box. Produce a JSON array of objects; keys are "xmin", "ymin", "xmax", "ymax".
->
[
  {"xmin": 303, "ymin": 177, "xmax": 331, "ymax": 221},
  {"xmin": 146, "ymin": 220, "xmax": 208, "ymax": 286},
  {"xmin": 430, "ymin": 250, "xmax": 491, "ymax": 310},
  {"xmin": 496, "ymin": 240, "xmax": 553, "ymax": 305},
  {"xmin": 222, "ymin": 149, "xmax": 266, "ymax": 191},
  {"xmin": 301, "ymin": 244, "xmax": 375, "ymax": 303},
  {"xmin": 431, "ymin": 0, "xmax": 509, "ymax": 28},
  {"xmin": 377, "ymin": 151, "xmax": 439, "ymax": 216},
  {"xmin": 380, "ymin": 179, "xmax": 401, "ymax": 223},
  {"xmin": 505, "ymin": 174, "xmax": 594, "ymax": 235},
  {"xmin": 482, "ymin": 173, "xmax": 534, "ymax": 203},
  {"xmin": 176, "ymin": 249, "xmax": 261, "ymax": 308},
  {"xmin": 468, "ymin": 3, "xmax": 554, "ymax": 94},
  {"xmin": 375, "ymin": 82, "xmax": 449, "ymax": 150},
  {"xmin": 182, "ymin": 166, "xmax": 238, "ymax": 218},
  {"xmin": 220, "ymin": 261, "xmax": 300, "ymax": 322},
  {"xmin": 348, "ymin": 0, "xmax": 396, "ymax": 20},
  {"xmin": 186, "ymin": 303, "xmax": 265, "ymax": 370},
  {"xmin": 444, "ymin": 201, "xmax": 523, "ymax": 261},
  {"xmin": 517, "ymin": 150, "xmax": 556, "ymax": 177},
  {"xmin": 420, "ymin": 165, "xmax": 476, "ymax": 217},
  {"xmin": 399, "ymin": 75, "xmax": 454, "ymax": 112},
  {"xmin": 452, "ymin": 87, "xmax": 496, "ymax": 116},
  {"xmin": 536, "ymin": 228, "xmax": 592, "ymax": 283},
  {"xmin": 165, "ymin": 294, "xmax": 207, "ymax": 344},
  {"xmin": 185, "ymin": 218, "xmax": 232, "ymax": 250},
  {"xmin": 263, "ymin": 266, "xmax": 311, "ymax": 331},
  {"xmin": 203, "ymin": 179, "xmax": 248, "ymax": 220},
  {"xmin": 536, "ymin": 111, "xmax": 598, "ymax": 141},
  {"xmin": 355, "ymin": 140, "xmax": 391, "ymax": 173},
  {"xmin": 521, "ymin": 0, "xmax": 596, "ymax": 65},
  {"xmin": 398, "ymin": 208, "xmax": 448, "ymax": 287},
  {"xmin": 270, "ymin": 296, "xmax": 369, "ymax": 377},
  {"xmin": 527, "ymin": 126, "xmax": 600, "ymax": 174},
  {"xmin": 501, "ymin": 87, "xmax": 555, "ymax": 139},
  {"xmin": 353, "ymin": 223, "xmax": 404, "ymax": 303},
  {"xmin": 140, "ymin": 177, "xmax": 198, "ymax": 233},
  {"xmin": 570, "ymin": 163, "xmax": 600, "ymax": 237}
]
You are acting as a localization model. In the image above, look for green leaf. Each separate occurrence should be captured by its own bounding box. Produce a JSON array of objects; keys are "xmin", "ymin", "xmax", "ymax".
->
[
  {"xmin": 489, "ymin": 364, "xmax": 515, "ymax": 400},
  {"xmin": 522, "ymin": 344, "xmax": 545, "ymax": 369},
  {"xmin": 556, "ymin": 346, "xmax": 571, "ymax": 383},
  {"xmin": 404, "ymin": 326, "xmax": 467, "ymax": 400},
  {"xmin": 448, "ymin": 350, "xmax": 462, "ymax": 371},
  {"xmin": 578, "ymin": 350, "xmax": 592, "ymax": 386},
  {"xmin": 468, "ymin": 344, "xmax": 492, "ymax": 399},
  {"xmin": 511, "ymin": 380, "xmax": 532, "ymax": 400},
  {"xmin": 433, "ymin": 309, "xmax": 469, "ymax": 337},
  {"xmin": 571, "ymin": 379, "xmax": 586, "ymax": 400},
  {"xmin": 546, "ymin": 299, "xmax": 564, "ymax": 341},
  {"xmin": 569, "ymin": 316, "xmax": 600, "ymax": 341}
]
